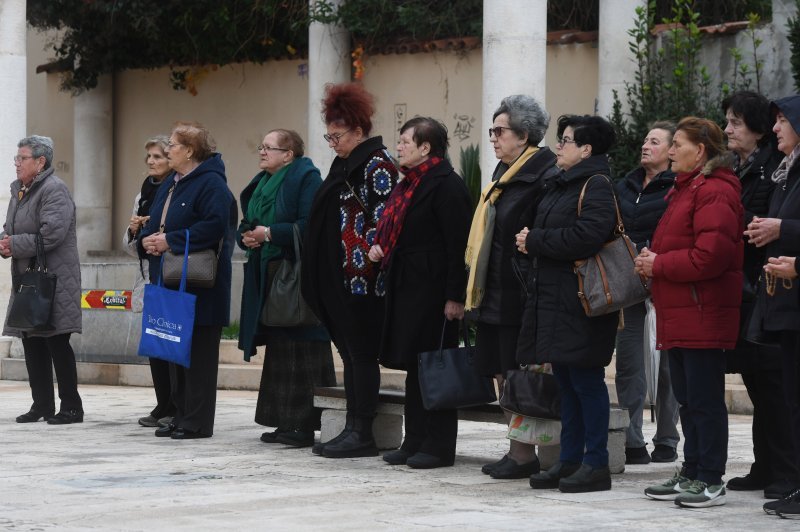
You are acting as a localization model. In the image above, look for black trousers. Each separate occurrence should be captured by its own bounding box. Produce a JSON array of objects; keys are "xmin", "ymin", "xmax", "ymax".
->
[
  {"xmin": 149, "ymin": 357, "xmax": 176, "ymax": 419},
  {"xmin": 339, "ymin": 350, "xmax": 380, "ymax": 419},
  {"xmin": 401, "ymin": 363, "xmax": 458, "ymax": 460},
  {"xmin": 170, "ymin": 325, "xmax": 222, "ymax": 436},
  {"xmin": 668, "ymin": 347, "xmax": 728, "ymax": 485},
  {"xmin": 22, "ymin": 333, "xmax": 82, "ymax": 414},
  {"xmin": 779, "ymin": 331, "xmax": 800, "ymax": 477},
  {"xmin": 741, "ymin": 362, "xmax": 800, "ymax": 483}
]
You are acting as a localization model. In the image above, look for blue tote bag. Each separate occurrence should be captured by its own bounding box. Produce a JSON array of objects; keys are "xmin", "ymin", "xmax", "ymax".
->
[{"xmin": 138, "ymin": 229, "xmax": 196, "ymax": 368}]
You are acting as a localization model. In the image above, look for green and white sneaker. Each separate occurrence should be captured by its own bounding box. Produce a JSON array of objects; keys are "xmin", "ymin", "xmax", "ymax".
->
[
  {"xmin": 644, "ymin": 470, "xmax": 692, "ymax": 500},
  {"xmin": 674, "ymin": 480, "xmax": 726, "ymax": 508}
]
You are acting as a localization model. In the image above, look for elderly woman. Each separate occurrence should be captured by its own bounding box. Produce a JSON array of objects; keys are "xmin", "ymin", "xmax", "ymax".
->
[
  {"xmin": 748, "ymin": 95, "xmax": 800, "ymax": 518},
  {"xmin": 518, "ymin": 115, "xmax": 619, "ymax": 493},
  {"xmin": 464, "ymin": 95, "xmax": 558, "ymax": 478},
  {"xmin": 639, "ymin": 117, "xmax": 743, "ymax": 508},
  {"xmin": 302, "ymin": 83, "xmax": 399, "ymax": 458},
  {"xmin": 722, "ymin": 92, "xmax": 797, "ymax": 500},
  {"xmin": 238, "ymin": 129, "xmax": 335, "ymax": 447},
  {"xmin": 122, "ymin": 135, "xmax": 175, "ymax": 428},
  {"xmin": 138, "ymin": 122, "xmax": 235, "ymax": 440},
  {"xmin": 368, "ymin": 117, "xmax": 472, "ymax": 469},
  {"xmin": 3, "ymin": 135, "xmax": 83, "ymax": 425},
  {"xmin": 614, "ymin": 122, "xmax": 680, "ymax": 465}
]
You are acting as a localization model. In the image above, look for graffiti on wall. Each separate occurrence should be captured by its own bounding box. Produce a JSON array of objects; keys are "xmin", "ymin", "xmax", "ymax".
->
[
  {"xmin": 452, "ymin": 114, "xmax": 476, "ymax": 142},
  {"xmin": 393, "ymin": 104, "xmax": 407, "ymax": 147}
]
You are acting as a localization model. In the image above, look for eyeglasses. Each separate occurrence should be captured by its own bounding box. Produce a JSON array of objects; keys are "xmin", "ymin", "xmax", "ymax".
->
[
  {"xmin": 488, "ymin": 126, "xmax": 512, "ymax": 139},
  {"xmin": 166, "ymin": 142, "xmax": 182, "ymax": 150},
  {"xmin": 13, "ymin": 155, "xmax": 35, "ymax": 164},
  {"xmin": 257, "ymin": 144, "xmax": 289, "ymax": 152},
  {"xmin": 557, "ymin": 136, "xmax": 577, "ymax": 147},
  {"xmin": 323, "ymin": 129, "xmax": 351, "ymax": 146}
]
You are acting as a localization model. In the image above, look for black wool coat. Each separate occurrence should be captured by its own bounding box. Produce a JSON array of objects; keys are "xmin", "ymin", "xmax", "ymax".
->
[
  {"xmin": 516, "ymin": 155, "xmax": 620, "ymax": 368},
  {"xmin": 614, "ymin": 167, "xmax": 675, "ymax": 249},
  {"xmin": 379, "ymin": 160, "xmax": 473, "ymax": 370},
  {"xmin": 478, "ymin": 147, "xmax": 559, "ymax": 326}
]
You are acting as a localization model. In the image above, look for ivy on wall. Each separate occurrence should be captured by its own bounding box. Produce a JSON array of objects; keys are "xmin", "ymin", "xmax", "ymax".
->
[{"xmin": 28, "ymin": 0, "xmax": 773, "ymax": 94}]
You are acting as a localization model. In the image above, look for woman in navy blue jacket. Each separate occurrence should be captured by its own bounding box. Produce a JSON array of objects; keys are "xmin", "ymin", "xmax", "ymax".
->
[{"xmin": 138, "ymin": 122, "xmax": 236, "ymax": 440}]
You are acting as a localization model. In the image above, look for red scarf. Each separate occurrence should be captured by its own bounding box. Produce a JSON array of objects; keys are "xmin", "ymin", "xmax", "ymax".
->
[{"xmin": 375, "ymin": 157, "xmax": 443, "ymax": 268}]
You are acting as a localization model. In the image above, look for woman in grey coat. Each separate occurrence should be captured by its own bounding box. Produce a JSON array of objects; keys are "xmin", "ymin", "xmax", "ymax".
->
[{"xmin": 2, "ymin": 135, "xmax": 83, "ymax": 424}]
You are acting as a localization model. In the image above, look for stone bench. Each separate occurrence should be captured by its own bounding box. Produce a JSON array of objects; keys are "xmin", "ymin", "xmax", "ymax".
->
[{"xmin": 313, "ymin": 386, "xmax": 630, "ymax": 473}]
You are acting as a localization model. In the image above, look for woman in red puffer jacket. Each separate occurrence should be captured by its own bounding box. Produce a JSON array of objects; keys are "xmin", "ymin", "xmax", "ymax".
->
[{"xmin": 635, "ymin": 117, "xmax": 743, "ymax": 509}]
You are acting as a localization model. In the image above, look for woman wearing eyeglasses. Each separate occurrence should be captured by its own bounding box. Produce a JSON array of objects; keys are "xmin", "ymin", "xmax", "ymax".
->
[
  {"xmin": 466, "ymin": 95, "xmax": 558, "ymax": 479},
  {"xmin": 517, "ymin": 115, "xmax": 620, "ymax": 493},
  {"xmin": 302, "ymin": 82, "xmax": 399, "ymax": 458},
  {"xmin": 4, "ymin": 135, "xmax": 83, "ymax": 425},
  {"xmin": 237, "ymin": 129, "xmax": 335, "ymax": 448}
]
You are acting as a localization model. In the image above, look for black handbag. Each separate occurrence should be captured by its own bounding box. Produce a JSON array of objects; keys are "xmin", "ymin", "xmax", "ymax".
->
[
  {"xmin": 499, "ymin": 367, "xmax": 561, "ymax": 420},
  {"xmin": 7, "ymin": 233, "xmax": 57, "ymax": 331},
  {"xmin": 261, "ymin": 224, "xmax": 320, "ymax": 327},
  {"xmin": 417, "ymin": 320, "xmax": 497, "ymax": 410}
]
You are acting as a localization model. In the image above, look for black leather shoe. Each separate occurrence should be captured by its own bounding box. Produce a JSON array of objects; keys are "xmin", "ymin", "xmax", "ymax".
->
[
  {"xmin": 625, "ymin": 446, "xmax": 651, "ymax": 465},
  {"xmin": 530, "ymin": 461, "xmax": 581, "ymax": 489},
  {"xmin": 16, "ymin": 410, "xmax": 53, "ymax": 423},
  {"xmin": 171, "ymin": 428, "xmax": 211, "ymax": 440},
  {"xmin": 482, "ymin": 455, "xmax": 509, "ymax": 475},
  {"xmin": 155, "ymin": 423, "xmax": 176, "ymax": 437},
  {"xmin": 275, "ymin": 430, "xmax": 314, "ymax": 448},
  {"xmin": 383, "ymin": 449, "xmax": 415, "ymax": 465},
  {"xmin": 766, "ymin": 480, "xmax": 799, "ymax": 499},
  {"xmin": 490, "ymin": 456, "xmax": 540, "ymax": 479},
  {"xmin": 157, "ymin": 416, "xmax": 174, "ymax": 428},
  {"xmin": 260, "ymin": 428, "xmax": 289, "ymax": 443},
  {"xmin": 727, "ymin": 473, "xmax": 769, "ymax": 491},
  {"xmin": 406, "ymin": 452, "xmax": 454, "ymax": 469},
  {"xmin": 313, "ymin": 414, "xmax": 355, "ymax": 455},
  {"xmin": 47, "ymin": 410, "xmax": 83, "ymax": 425},
  {"xmin": 322, "ymin": 417, "xmax": 378, "ymax": 458},
  {"xmin": 138, "ymin": 415, "xmax": 159, "ymax": 427},
  {"xmin": 558, "ymin": 463, "xmax": 612, "ymax": 493},
  {"xmin": 650, "ymin": 444, "xmax": 678, "ymax": 463}
]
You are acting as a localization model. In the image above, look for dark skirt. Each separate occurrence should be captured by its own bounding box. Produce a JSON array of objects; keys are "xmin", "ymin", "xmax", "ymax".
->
[{"xmin": 255, "ymin": 337, "xmax": 336, "ymax": 431}]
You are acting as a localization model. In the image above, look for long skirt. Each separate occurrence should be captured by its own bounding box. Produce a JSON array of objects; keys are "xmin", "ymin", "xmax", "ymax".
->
[{"xmin": 255, "ymin": 336, "xmax": 336, "ymax": 431}]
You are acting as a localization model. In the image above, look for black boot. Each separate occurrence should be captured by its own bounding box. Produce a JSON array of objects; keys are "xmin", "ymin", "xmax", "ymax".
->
[
  {"xmin": 322, "ymin": 416, "xmax": 378, "ymax": 458},
  {"xmin": 312, "ymin": 412, "xmax": 354, "ymax": 455}
]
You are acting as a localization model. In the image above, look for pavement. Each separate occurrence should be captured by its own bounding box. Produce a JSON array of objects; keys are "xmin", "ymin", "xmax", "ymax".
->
[{"xmin": 0, "ymin": 380, "xmax": 796, "ymax": 531}]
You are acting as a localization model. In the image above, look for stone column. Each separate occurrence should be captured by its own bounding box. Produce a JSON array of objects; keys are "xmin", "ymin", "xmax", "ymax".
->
[
  {"xmin": 308, "ymin": 0, "xmax": 351, "ymax": 174},
  {"xmin": 73, "ymin": 75, "xmax": 113, "ymax": 256},
  {"xmin": 597, "ymin": 0, "xmax": 647, "ymax": 118},
  {"xmin": 482, "ymin": 0, "xmax": 547, "ymax": 185},
  {"xmin": 0, "ymin": 0, "xmax": 27, "ymax": 325}
]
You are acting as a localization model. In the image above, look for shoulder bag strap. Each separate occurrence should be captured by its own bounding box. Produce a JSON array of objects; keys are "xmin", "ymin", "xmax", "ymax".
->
[
  {"xmin": 159, "ymin": 183, "xmax": 176, "ymax": 233},
  {"xmin": 577, "ymin": 174, "xmax": 625, "ymax": 235}
]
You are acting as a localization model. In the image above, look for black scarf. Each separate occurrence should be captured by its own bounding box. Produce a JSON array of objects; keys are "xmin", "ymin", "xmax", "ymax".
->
[{"xmin": 137, "ymin": 175, "xmax": 165, "ymax": 216}]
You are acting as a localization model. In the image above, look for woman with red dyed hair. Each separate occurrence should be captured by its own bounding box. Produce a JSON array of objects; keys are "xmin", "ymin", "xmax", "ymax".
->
[{"xmin": 301, "ymin": 82, "xmax": 399, "ymax": 458}]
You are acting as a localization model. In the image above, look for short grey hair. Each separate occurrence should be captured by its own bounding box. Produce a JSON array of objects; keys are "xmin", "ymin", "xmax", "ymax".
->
[
  {"xmin": 18, "ymin": 135, "xmax": 54, "ymax": 170},
  {"xmin": 493, "ymin": 95, "xmax": 550, "ymax": 146}
]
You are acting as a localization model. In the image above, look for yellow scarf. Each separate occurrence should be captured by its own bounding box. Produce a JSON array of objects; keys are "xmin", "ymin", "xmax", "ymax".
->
[{"xmin": 464, "ymin": 145, "xmax": 539, "ymax": 310}]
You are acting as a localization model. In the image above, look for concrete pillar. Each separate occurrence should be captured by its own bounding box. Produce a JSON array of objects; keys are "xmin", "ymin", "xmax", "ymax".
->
[
  {"xmin": 597, "ymin": 0, "xmax": 647, "ymax": 118},
  {"xmin": 73, "ymin": 75, "xmax": 113, "ymax": 256},
  {"xmin": 0, "ymin": 0, "xmax": 27, "ymax": 325},
  {"xmin": 482, "ymin": 0, "xmax": 547, "ymax": 185},
  {"xmin": 308, "ymin": 0, "xmax": 351, "ymax": 174}
]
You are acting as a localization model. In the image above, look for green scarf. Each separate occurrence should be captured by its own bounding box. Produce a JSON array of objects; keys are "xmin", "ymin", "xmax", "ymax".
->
[{"xmin": 246, "ymin": 164, "xmax": 289, "ymax": 266}]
